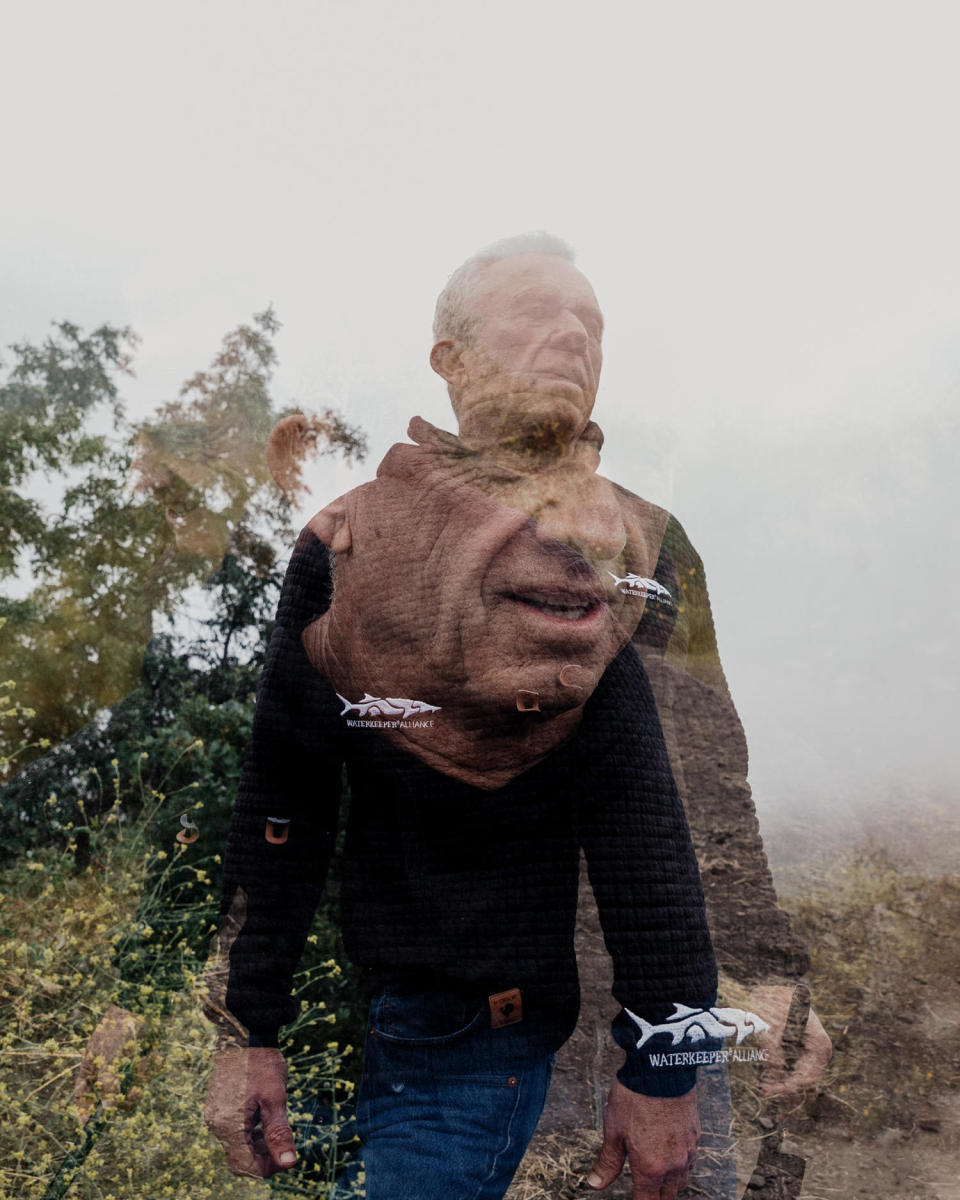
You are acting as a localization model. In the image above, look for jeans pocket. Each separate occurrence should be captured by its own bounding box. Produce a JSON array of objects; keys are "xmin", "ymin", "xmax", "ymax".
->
[{"xmin": 370, "ymin": 988, "xmax": 487, "ymax": 1045}]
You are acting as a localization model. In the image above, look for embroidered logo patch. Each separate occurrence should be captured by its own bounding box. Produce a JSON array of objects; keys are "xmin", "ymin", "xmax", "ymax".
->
[
  {"xmin": 625, "ymin": 1003, "xmax": 770, "ymax": 1048},
  {"xmin": 336, "ymin": 692, "xmax": 441, "ymax": 728},
  {"xmin": 608, "ymin": 572, "xmax": 673, "ymax": 603},
  {"xmin": 625, "ymin": 1003, "xmax": 771, "ymax": 1069}
]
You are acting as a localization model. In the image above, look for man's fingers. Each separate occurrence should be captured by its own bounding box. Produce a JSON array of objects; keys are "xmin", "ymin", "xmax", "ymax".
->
[
  {"xmin": 761, "ymin": 1058, "xmax": 818, "ymax": 1100},
  {"xmin": 208, "ymin": 1097, "xmax": 263, "ymax": 1179},
  {"xmin": 761, "ymin": 1013, "xmax": 833, "ymax": 1099},
  {"xmin": 205, "ymin": 1082, "xmax": 263, "ymax": 1177},
  {"xmin": 260, "ymin": 1094, "xmax": 297, "ymax": 1171},
  {"xmin": 627, "ymin": 1151, "xmax": 691, "ymax": 1200},
  {"xmin": 631, "ymin": 1185, "xmax": 678, "ymax": 1200},
  {"xmin": 73, "ymin": 1063, "xmax": 93, "ymax": 1121},
  {"xmin": 626, "ymin": 1175, "xmax": 688, "ymax": 1200},
  {"xmin": 765, "ymin": 1053, "xmax": 817, "ymax": 1097},
  {"xmin": 73, "ymin": 1058, "xmax": 91, "ymax": 1097},
  {"xmin": 250, "ymin": 1119, "xmax": 281, "ymax": 1179},
  {"xmin": 98, "ymin": 1062, "xmax": 122, "ymax": 1105},
  {"xmin": 751, "ymin": 988, "xmax": 833, "ymax": 1100},
  {"xmin": 587, "ymin": 1134, "xmax": 626, "ymax": 1190},
  {"xmin": 210, "ymin": 1117, "xmax": 263, "ymax": 1178},
  {"xmin": 627, "ymin": 1175, "xmax": 685, "ymax": 1200},
  {"xmin": 73, "ymin": 1058, "xmax": 122, "ymax": 1122}
]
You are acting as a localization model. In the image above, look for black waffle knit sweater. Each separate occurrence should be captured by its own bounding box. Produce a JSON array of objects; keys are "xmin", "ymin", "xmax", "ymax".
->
[{"xmin": 220, "ymin": 528, "xmax": 719, "ymax": 1096}]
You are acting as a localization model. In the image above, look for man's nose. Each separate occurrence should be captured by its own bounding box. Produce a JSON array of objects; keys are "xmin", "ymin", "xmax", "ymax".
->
[
  {"xmin": 533, "ymin": 480, "xmax": 627, "ymax": 566},
  {"xmin": 550, "ymin": 311, "xmax": 589, "ymax": 353}
]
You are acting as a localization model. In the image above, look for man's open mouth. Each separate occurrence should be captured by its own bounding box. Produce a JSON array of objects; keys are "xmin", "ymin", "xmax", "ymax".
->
[{"xmin": 505, "ymin": 591, "xmax": 603, "ymax": 622}]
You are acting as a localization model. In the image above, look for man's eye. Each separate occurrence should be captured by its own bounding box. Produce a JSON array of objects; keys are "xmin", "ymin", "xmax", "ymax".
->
[
  {"xmin": 481, "ymin": 467, "xmax": 527, "ymax": 485},
  {"xmin": 524, "ymin": 302, "xmax": 551, "ymax": 320}
]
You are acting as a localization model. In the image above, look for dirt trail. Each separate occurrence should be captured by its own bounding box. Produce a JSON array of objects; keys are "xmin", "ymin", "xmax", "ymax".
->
[{"xmin": 508, "ymin": 851, "xmax": 960, "ymax": 1200}]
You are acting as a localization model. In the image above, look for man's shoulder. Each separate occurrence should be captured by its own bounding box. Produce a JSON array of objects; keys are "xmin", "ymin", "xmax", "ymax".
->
[
  {"xmin": 275, "ymin": 526, "xmax": 334, "ymax": 633},
  {"xmin": 608, "ymin": 477, "xmax": 665, "ymax": 512},
  {"xmin": 608, "ymin": 481, "xmax": 702, "ymax": 568}
]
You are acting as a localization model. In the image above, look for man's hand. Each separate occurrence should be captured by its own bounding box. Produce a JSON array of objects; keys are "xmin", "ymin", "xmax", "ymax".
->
[
  {"xmin": 588, "ymin": 1081, "xmax": 699, "ymax": 1199},
  {"xmin": 204, "ymin": 1046, "xmax": 297, "ymax": 1178},
  {"xmin": 748, "ymin": 985, "xmax": 832, "ymax": 1101},
  {"xmin": 73, "ymin": 1004, "xmax": 144, "ymax": 1123}
]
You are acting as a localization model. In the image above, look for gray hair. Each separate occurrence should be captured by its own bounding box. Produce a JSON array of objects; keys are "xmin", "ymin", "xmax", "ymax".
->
[{"xmin": 433, "ymin": 232, "xmax": 577, "ymax": 344}]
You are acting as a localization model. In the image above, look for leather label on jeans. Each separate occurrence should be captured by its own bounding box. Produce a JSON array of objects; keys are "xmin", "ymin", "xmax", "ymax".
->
[{"xmin": 489, "ymin": 988, "xmax": 523, "ymax": 1028}]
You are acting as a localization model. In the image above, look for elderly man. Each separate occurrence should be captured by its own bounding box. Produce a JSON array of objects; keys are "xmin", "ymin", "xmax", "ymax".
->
[
  {"xmin": 425, "ymin": 235, "xmax": 828, "ymax": 1091},
  {"xmin": 205, "ymin": 236, "xmax": 828, "ymax": 1199}
]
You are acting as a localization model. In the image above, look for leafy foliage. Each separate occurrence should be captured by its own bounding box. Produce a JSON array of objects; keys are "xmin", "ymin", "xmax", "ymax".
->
[
  {"xmin": 0, "ymin": 755, "xmax": 363, "ymax": 1200},
  {"xmin": 0, "ymin": 321, "xmax": 136, "ymax": 580},
  {"xmin": 0, "ymin": 310, "xmax": 369, "ymax": 1197},
  {"xmin": 0, "ymin": 309, "xmax": 365, "ymax": 775}
]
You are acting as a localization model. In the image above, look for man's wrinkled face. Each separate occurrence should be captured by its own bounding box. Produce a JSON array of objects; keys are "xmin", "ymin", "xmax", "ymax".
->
[
  {"xmin": 464, "ymin": 515, "xmax": 626, "ymax": 714},
  {"xmin": 318, "ymin": 444, "xmax": 631, "ymax": 720},
  {"xmin": 451, "ymin": 255, "xmax": 604, "ymax": 444}
]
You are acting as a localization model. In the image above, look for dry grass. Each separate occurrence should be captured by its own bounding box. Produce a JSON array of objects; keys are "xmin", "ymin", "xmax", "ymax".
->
[
  {"xmin": 506, "ymin": 1129, "xmax": 599, "ymax": 1200},
  {"xmin": 507, "ymin": 846, "xmax": 960, "ymax": 1199},
  {"xmin": 0, "ymin": 805, "xmax": 360, "ymax": 1199}
]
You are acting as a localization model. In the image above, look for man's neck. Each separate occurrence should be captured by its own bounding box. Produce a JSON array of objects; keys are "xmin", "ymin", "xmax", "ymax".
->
[{"xmin": 453, "ymin": 376, "xmax": 595, "ymax": 452}]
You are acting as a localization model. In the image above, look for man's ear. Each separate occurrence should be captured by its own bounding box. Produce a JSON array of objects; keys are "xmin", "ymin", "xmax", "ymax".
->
[
  {"xmin": 429, "ymin": 339, "xmax": 466, "ymax": 386},
  {"xmin": 307, "ymin": 501, "xmax": 352, "ymax": 552},
  {"xmin": 266, "ymin": 413, "xmax": 309, "ymax": 501},
  {"xmin": 301, "ymin": 617, "xmax": 324, "ymax": 668}
]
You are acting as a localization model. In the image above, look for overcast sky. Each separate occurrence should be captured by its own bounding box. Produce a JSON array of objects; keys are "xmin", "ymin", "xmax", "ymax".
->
[{"xmin": 2, "ymin": 1, "xmax": 957, "ymax": 846}]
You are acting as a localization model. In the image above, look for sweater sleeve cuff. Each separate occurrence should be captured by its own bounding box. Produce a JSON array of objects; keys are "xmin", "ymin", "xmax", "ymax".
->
[
  {"xmin": 611, "ymin": 999, "xmax": 722, "ymax": 1098},
  {"xmin": 247, "ymin": 1030, "xmax": 280, "ymax": 1048},
  {"xmin": 616, "ymin": 1050, "xmax": 698, "ymax": 1097}
]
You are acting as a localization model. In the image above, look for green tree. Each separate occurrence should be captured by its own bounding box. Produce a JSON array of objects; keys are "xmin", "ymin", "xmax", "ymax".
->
[
  {"xmin": 0, "ymin": 315, "xmax": 371, "ymax": 1196},
  {"xmin": 0, "ymin": 321, "xmax": 136, "ymax": 580},
  {"xmin": 0, "ymin": 308, "xmax": 365, "ymax": 784}
]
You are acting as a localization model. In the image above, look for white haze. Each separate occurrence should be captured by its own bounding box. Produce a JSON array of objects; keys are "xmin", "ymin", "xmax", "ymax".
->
[{"xmin": 1, "ymin": 1, "xmax": 958, "ymax": 852}]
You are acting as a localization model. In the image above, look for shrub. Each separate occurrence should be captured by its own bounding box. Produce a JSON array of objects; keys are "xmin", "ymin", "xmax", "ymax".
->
[{"xmin": 0, "ymin": 743, "xmax": 364, "ymax": 1199}]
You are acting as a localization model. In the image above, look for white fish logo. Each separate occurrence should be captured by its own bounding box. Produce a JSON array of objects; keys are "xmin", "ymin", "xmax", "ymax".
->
[
  {"xmin": 624, "ymin": 1003, "xmax": 770, "ymax": 1049},
  {"xmin": 336, "ymin": 692, "xmax": 441, "ymax": 720},
  {"xmin": 608, "ymin": 572, "xmax": 673, "ymax": 602}
]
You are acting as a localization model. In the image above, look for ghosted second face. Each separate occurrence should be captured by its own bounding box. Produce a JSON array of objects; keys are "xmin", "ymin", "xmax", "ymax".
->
[{"xmin": 434, "ymin": 254, "xmax": 605, "ymax": 448}]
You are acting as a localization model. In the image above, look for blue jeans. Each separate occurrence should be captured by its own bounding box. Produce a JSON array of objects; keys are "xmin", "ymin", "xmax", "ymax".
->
[
  {"xmin": 345, "ymin": 988, "xmax": 555, "ymax": 1200},
  {"xmin": 329, "ymin": 991, "xmax": 739, "ymax": 1200}
]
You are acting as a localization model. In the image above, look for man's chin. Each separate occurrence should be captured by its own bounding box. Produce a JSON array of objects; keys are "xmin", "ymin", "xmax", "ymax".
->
[
  {"xmin": 461, "ymin": 659, "xmax": 605, "ymax": 719},
  {"xmin": 457, "ymin": 380, "xmax": 594, "ymax": 449}
]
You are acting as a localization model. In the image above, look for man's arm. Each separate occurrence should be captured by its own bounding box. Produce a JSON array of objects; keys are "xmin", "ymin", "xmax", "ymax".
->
[
  {"xmin": 633, "ymin": 513, "xmax": 830, "ymax": 1097},
  {"xmin": 205, "ymin": 529, "xmax": 345, "ymax": 1177},
  {"xmin": 576, "ymin": 644, "xmax": 719, "ymax": 1197}
]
